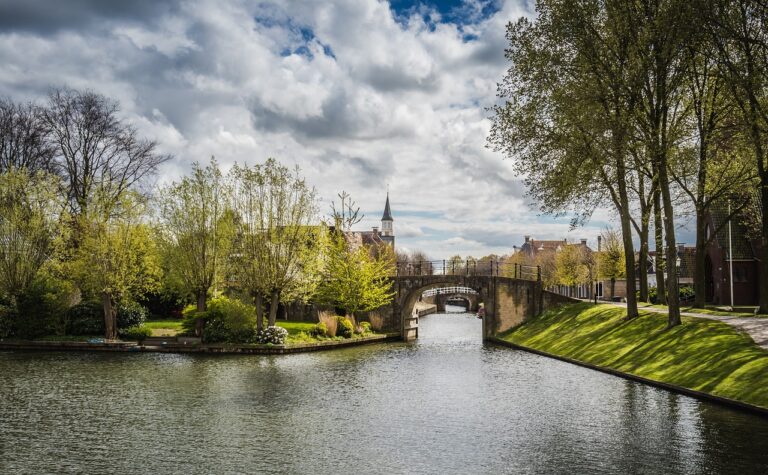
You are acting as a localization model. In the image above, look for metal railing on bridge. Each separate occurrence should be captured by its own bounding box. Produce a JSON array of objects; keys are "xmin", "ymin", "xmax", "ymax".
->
[
  {"xmin": 421, "ymin": 286, "xmax": 479, "ymax": 297},
  {"xmin": 395, "ymin": 259, "xmax": 541, "ymax": 282}
]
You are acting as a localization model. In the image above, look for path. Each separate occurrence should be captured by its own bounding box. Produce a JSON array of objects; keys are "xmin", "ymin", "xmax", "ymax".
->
[{"xmin": 608, "ymin": 302, "xmax": 768, "ymax": 350}]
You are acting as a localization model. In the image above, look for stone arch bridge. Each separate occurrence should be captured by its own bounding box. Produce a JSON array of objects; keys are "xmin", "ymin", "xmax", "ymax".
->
[{"xmin": 387, "ymin": 273, "xmax": 576, "ymax": 341}]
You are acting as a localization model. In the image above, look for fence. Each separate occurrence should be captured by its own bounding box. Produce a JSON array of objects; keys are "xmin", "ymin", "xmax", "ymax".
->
[{"xmin": 395, "ymin": 259, "xmax": 541, "ymax": 282}]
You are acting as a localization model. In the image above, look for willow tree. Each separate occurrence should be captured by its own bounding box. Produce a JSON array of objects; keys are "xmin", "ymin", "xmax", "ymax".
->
[
  {"xmin": 490, "ymin": 0, "xmax": 643, "ymax": 319},
  {"xmin": 0, "ymin": 170, "xmax": 60, "ymax": 304},
  {"xmin": 157, "ymin": 158, "xmax": 233, "ymax": 335},
  {"xmin": 70, "ymin": 193, "xmax": 161, "ymax": 339},
  {"xmin": 230, "ymin": 159, "xmax": 319, "ymax": 327}
]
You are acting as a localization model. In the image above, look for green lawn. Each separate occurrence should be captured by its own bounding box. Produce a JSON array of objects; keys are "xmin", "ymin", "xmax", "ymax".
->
[
  {"xmin": 276, "ymin": 321, "xmax": 317, "ymax": 335},
  {"xmin": 144, "ymin": 319, "xmax": 184, "ymax": 336},
  {"xmin": 501, "ymin": 303, "xmax": 768, "ymax": 409}
]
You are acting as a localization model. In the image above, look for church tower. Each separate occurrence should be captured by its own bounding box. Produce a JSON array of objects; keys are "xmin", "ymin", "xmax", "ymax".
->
[{"xmin": 381, "ymin": 192, "xmax": 394, "ymax": 246}]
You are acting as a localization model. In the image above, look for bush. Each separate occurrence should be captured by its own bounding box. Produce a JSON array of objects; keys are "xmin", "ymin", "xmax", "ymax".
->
[
  {"xmin": 14, "ymin": 275, "xmax": 77, "ymax": 339},
  {"xmin": 65, "ymin": 301, "xmax": 104, "ymax": 336},
  {"xmin": 117, "ymin": 301, "xmax": 148, "ymax": 331},
  {"xmin": 123, "ymin": 325, "xmax": 152, "ymax": 342},
  {"xmin": 311, "ymin": 322, "xmax": 328, "ymax": 338},
  {"xmin": 336, "ymin": 316, "xmax": 354, "ymax": 338},
  {"xmin": 0, "ymin": 304, "xmax": 16, "ymax": 338},
  {"xmin": 256, "ymin": 325, "xmax": 288, "ymax": 345},
  {"xmin": 181, "ymin": 297, "xmax": 257, "ymax": 343},
  {"xmin": 356, "ymin": 321, "xmax": 372, "ymax": 335}
]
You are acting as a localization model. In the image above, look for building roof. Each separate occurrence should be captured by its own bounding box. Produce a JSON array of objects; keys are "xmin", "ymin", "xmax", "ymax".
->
[
  {"xmin": 518, "ymin": 237, "xmax": 591, "ymax": 257},
  {"xmin": 382, "ymin": 193, "xmax": 392, "ymax": 221}
]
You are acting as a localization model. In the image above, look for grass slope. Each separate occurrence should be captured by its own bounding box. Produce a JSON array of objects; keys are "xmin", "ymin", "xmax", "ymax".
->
[{"xmin": 501, "ymin": 303, "xmax": 768, "ymax": 409}]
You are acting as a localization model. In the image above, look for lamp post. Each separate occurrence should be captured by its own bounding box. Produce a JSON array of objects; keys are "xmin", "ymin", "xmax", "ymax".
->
[{"xmin": 676, "ymin": 255, "xmax": 681, "ymax": 293}]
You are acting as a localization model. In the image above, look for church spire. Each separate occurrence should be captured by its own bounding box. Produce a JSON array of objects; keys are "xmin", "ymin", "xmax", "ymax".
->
[{"xmin": 382, "ymin": 192, "xmax": 393, "ymax": 221}]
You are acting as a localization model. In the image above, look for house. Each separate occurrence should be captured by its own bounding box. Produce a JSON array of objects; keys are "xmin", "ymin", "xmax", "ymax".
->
[
  {"xmin": 702, "ymin": 205, "xmax": 761, "ymax": 305},
  {"xmin": 346, "ymin": 193, "xmax": 395, "ymax": 250}
]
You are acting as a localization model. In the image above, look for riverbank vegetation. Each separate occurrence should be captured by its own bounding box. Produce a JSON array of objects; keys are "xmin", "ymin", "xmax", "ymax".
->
[
  {"xmin": 0, "ymin": 88, "xmax": 395, "ymax": 345},
  {"xmin": 490, "ymin": 0, "xmax": 768, "ymax": 323},
  {"xmin": 501, "ymin": 303, "xmax": 768, "ymax": 409}
]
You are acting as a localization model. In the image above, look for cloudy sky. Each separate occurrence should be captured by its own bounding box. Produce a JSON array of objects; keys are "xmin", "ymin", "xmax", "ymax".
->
[{"xmin": 0, "ymin": 0, "xmax": 638, "ymax": 258}]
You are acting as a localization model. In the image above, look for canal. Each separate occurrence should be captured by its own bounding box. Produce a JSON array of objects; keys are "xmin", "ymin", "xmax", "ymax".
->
[{"xmin": 1, "ymin": 307, "xmax": 767, "ymax": 474}]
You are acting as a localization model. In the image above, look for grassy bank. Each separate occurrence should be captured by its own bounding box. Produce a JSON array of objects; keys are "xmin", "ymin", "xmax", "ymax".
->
[
  {"xmin": 500, "ymin": 303, "xmax": 768, "ymax": 409},
  {"xmin": 637, "ymin": 302, "xmax": 768, "ymax": 318}
]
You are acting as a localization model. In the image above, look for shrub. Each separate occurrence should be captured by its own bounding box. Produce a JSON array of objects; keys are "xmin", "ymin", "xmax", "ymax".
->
[
  {"xmin": 319, "ymin": 311, "xmax": 338, "ymax": 337},
  {"xmin": 311, "ymin": 322, "xmax": 328, "ymax": 338},
  {"xmin": 117, "ymin": 301, "xmax": 148, "ymax": 332},
  {"xmin": 256, "ymin": 326, "xmax": 288, "ymax": 345},
  {"xmin": 336, "ymin": 316, "xmax": 354, "ymax": 338},
  {"xmin": 356, "ymin": 321, "xmax": 372, "ymax": 335},
  {"xmin": 123, "ymin": 325, "xmax": 152, "ymax": 342},
  {"xmin": 0, "ymin": 304, "xmax": 16, "ymax": 338},
  {"xmin": 15, "ymin": 275, "xmax": 77, "ymax": 339},
  {"xmin": 181, "ymin": 297, "xmax": 257, "ymax": 343},
  {"xmin": 368, "ymin": 311, "xmax": 386, "ymax": 332},
  {"xmin": 65, "ymin": 301, "xmax": 105, "ymax": 336}
]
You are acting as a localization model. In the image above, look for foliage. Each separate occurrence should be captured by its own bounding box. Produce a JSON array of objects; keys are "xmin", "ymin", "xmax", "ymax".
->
[
  {"xmin": 0, "ymin": 304, "xmax": 16, "ymax": 338},
  {"xmin": 311, "ymin": 322, "xmax": 328, "ymax": 338},
  {"xmin": 123, "ymin": 325, "xmax": 152, "ymax": 341},
  {"xmin": 554, "ymin": 245, "xmax": 592, "ymax": 287},
  {"xmin": 65, "ymin": 301, "xmax": 104, "ymax": 336},
  {"xmin": 181, "ymin": 296, "xmax": 257, "ymax": 343},
  {"xmin": 157, "ymin": 158, "xmax": 234, "ymax": 314},
  {"xmin": 256, "ymin": 326, "xmax": 289, "ymax": 345},
  {"xmin": 117, "ymin": 301, "xmax": 149, "ymax": 335},
  {"xmin": 597, "ymin": 228, "xmax": 626, "ymax": 281},
  {"xmin": 315, "ymin": 227, "xmax": 395, "ymax": 316},
  {"xmin": 0, "ymin": 170, "xmax": 61, "ymax": 302},
  {"xmin": 229, "ymin": 159, "xmax": 321, "ymax": 328},
  {"xmin": 355, "ymin": 321, "xmax": 372, "ymax": 335},
  {"xmin": 336, "ymin": 316, "xmax": 354, "ymax": 339},
  {"xmin": 502, "ymin": 303, "xmax": 768, "ymax": 409},
  {"xmin": 12, "ymin": 273, "xmax": 77, "ymax": 339}
]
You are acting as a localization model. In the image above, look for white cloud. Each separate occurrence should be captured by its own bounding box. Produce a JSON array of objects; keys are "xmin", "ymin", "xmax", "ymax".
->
[{"xmin": 0, "ymin": 0, "xmax": 599, "ymax": 259}]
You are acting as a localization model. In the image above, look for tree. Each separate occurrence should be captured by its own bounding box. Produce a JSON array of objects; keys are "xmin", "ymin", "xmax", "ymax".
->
[
  {"xmin": 157, "ymin": 158, "xmax": 233, "ymax": 335},
  {"xmin": 490, "ymin": 0, "xmax": 643, "ymax": 320},
  {"xmin": 315, "ymin": 227, "xmax": 395, "ymax": 317},
  {"xmin": 555, "ymin": 245, "xmax": 592, "ymax": 291},
  {"xmin": 43, "ymin": 88, "xmax": 169, "ymax": 220},
  {"xmin": 69, "ymin": 193, "xmax": 161, "ymax": 339},
  {"xmin": 230, "ymin": 161, "xmax": 322, "ymax": 330},
  {"xmin": 707, "ymin": 0, "xmax": 768, "ymax": 312},
  {"xmin": 0, "ymin": 170, "xmax": 61, "ymax": 303},
  {"xmin": 237, "ymin": 158, "xmax": 319, "ymax": 327},
  {"xmin": 598, "ymin": 227, "xmax": 626, "ymax": 298},
  {"xmin": 0, "ymin": 99, "xmax": 57, "ymax": 174}
]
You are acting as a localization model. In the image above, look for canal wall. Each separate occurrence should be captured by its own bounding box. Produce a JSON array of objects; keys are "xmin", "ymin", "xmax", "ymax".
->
[{"xmin": 0, "ymin": 333, "xmax": 400, "ymax": 355}]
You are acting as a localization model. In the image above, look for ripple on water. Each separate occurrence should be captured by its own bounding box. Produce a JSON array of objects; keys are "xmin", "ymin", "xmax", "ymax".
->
[{"xmin": 1, "ymin": 311, "xmax": 768, "ymax": 474}]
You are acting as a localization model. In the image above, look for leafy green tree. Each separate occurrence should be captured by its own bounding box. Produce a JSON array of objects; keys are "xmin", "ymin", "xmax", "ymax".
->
[
  {"xmin": 157, "ymin": 158, "xmax": 233, "ymax": 335},
  {"xmin": 598, "ymin": 227, "xmax": 626, "ymax": 298},
  {"xmin": 0, "ymin": 170, "xmax": 61, "ymax": 304},
  {"xmin": 555, "ymin": 245, "xmax": 592, "ymax": 289},
  {"xmin": 68, "ymin": 193, "xmax": 161, "ymax": 339},
  {"xmin": 315, "ymin": 228, "xmax": 395, "ymax": 317}
]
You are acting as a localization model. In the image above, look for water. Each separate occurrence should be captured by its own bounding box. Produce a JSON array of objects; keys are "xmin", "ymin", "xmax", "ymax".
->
[{"xmin": 2, "ymin": 308, "xmax": 767, "ymax": 474}]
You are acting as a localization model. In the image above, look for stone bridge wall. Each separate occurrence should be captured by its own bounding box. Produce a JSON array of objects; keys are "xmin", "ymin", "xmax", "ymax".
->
[{"xmin": 391, "ymin": 275, "xmax": 579, "ymax": 341}]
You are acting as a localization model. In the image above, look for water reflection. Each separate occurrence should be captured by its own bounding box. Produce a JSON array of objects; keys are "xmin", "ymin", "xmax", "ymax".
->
[{"xmin": 1, "ymin": 311, "xmax": 767, "ymax": 474}]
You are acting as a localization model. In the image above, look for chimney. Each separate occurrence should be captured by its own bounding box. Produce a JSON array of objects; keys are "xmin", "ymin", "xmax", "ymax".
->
[
  {"xmin": 524, "ymin": 235, "xmax": 530, "ymax": 243},
  {"xmin": 678, "ymin": 243, "xmax": 685, "ymax": 253},
  {"xmin": 581, "ymin": 239, "xmax": 588, "ymax": 246},
  {"xmin": 372, "ymin": 226, "xmax": 379, "ymax": 234}
]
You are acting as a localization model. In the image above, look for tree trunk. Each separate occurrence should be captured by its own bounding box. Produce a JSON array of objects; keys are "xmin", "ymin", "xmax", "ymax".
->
[
  {"xmin": 693, "ymin": 208, "xmax": 708, "ymax": 309},
  {"xmin": 654, "ymin": 187, "xmax": 667, "ymax": 305},
  {"xmin": 760, "ymin": 180, "xmax": 768, "ymax": 314},
  {"xmin": 659, "ymin": 163, "xmax": 681, "ymax": 327},
  {"xmin": 254, "ymin": 292, "xmax": 264, "ymax": 332},
  {"xmin": 102, "ymin": 291, "xmax": 117, "ymax": 340},
  {"xmin": 616, "ymin": 156, "xmax": 639, "ymax": 319},
  {"xmin": 268, "ymin": 289, "xmax": 280, "ymax": 327},
  {"xmin": 638, "ymin": 217, "xmax": 650, "ymax": 303},
  {"xmin": 195, "ymin": 289, "xmax": 207, "ymax": 337}
]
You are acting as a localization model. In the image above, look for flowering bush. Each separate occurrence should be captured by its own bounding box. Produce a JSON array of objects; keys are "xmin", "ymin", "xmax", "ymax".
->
[
  {"xmin": 336, "ymin": 316, "xmax": 354, "ymax": 338},
  {"xmin": 256, "ymin": 326, "xmax": 288, "ymax": 345}
]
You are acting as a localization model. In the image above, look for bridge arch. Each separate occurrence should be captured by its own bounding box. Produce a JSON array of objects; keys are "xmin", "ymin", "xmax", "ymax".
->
[{"xmin": 391, "ymin": 275, "xmax": 577, "ymax": 341}]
